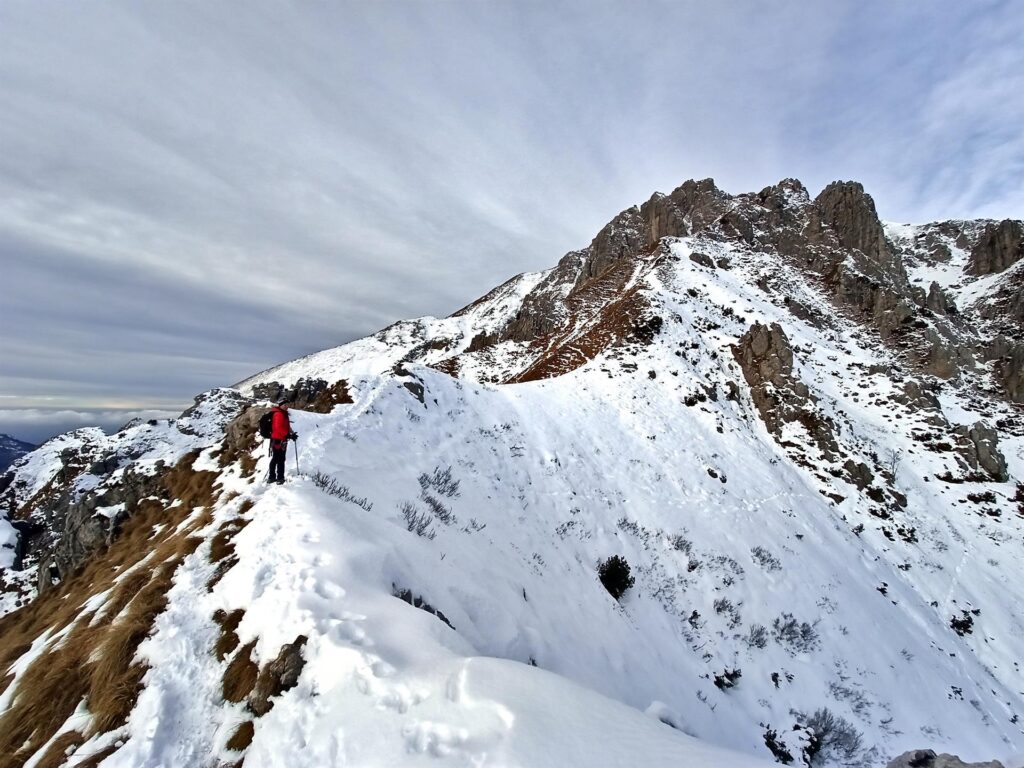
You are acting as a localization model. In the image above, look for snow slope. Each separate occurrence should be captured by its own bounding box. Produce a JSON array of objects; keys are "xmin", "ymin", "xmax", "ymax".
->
[{"xmin": 233, "ymin": 235, "xmax": 1024, "ymax": 764}]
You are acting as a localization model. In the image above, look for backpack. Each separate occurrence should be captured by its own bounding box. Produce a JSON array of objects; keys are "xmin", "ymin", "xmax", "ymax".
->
[{"xmin": 258, "ymin": 411, "xmax": 274, "ymax": 440}]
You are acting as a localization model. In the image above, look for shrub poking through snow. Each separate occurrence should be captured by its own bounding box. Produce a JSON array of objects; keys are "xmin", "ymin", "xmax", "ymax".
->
[
  {"xmin": 798, "ymin": 707, "xmax": 867, "ymax": 767},
  {"xmin": 772, "ymin": 613, "xmax": 820, "ymax": 653},
  {"xmin": 713, "ymin": 597, "xmax": 742, "ymax": 628},
  {"xmin": 714, "ymin": 667, "xmax": 742, "ymax": 690},
  {"xmin": 399, "ymin": 501, "xmax": 436, "ymax": 540},
  {"xmin": 598, "ymin": 555, "xmax": 635, "ymax": 600},
  {"xmin": 392, "ymin": 585, "xmax": 455, "ymax": 630},
  {"xmin": 746, "ymin": 623, "xmax": 769, "ymax": 649},
  {"xmin": 420, "ymin": 492, "xmax": 456, "ymax": 525},
  {"xmin": 668, "ymin": 534, "xmax": 692, "ymax": 554},
  {"xmin": 950, "ymin": 609, "xmax": 975, "ymax": 636},
  {"xmin": 762, "ymin": 727, "xmax": 794, "ymax": 764},
  {"xmin": 418, "ymin": 465, "xmax": 461, "ymax": 498},
  {"xmin": 750, "ymin": 545, "xmax": 782, "ymax": 572},
  {"xmin": 311, "ymin": 471, "xmax": 373, "ymax": 512}
]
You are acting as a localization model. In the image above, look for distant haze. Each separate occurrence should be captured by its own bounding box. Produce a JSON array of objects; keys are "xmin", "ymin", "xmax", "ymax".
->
[{"xmin": 1, "ymin": 1, "xmax": 1021, "ymax": 444}]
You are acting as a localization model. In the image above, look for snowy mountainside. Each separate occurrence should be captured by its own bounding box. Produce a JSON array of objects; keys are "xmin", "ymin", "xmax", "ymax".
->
[
  {"xmin": 0, "ymin": 177, "xmax": 1022, "ymax": 768},
  {"xmin": 0, "ymin": 435, "xmax": 34, "ymax": 475}
]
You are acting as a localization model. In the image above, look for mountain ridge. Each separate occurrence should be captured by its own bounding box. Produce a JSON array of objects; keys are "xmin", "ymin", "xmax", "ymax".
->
[{"xmin": 1, "ymin": 176, "xmax": 1022, "ymax": 767}]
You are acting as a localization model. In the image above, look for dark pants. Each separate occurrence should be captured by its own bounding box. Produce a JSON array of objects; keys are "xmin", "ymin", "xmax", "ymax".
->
[{"xmin": 270, "ymin": 441, "xmax": 287, "ymax": 482}]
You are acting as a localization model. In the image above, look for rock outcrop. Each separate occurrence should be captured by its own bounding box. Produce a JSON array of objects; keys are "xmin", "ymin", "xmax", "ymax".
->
[
  {"xmin": 491, "ymin": 177, "xmax": 1021, "ymax": 396},
  {"xmin": 968, "ymin": 219, "xmax": 1023, "ymax": 275},
  {"xmin": 732, "ymin": 322, "xmax": 838, "ymax": 461},
  {"xmin": 886, "ymin": 749, "xmax": 1004, "ymax": 768},
  {"xmin": 954, "ymin": 422, "xmax": 1009, "ymax": 482},
  {"xmin": 811, "ymin": 180, "xmax": 899, "ymax": 273},
  {"xmin": 250, "ymin": 377, "xmax": 352, "ymax": 413}
]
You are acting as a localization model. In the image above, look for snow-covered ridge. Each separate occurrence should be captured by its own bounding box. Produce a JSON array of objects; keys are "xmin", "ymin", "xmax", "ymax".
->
[{"xmin": 237, "ymin": 270, "xmax": 547, "ymax": 391}]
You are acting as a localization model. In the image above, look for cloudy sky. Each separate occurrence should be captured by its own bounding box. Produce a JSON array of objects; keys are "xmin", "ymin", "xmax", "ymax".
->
[{"xmin": 1, "ymin": 0, "xmax": 1021, "ymax": 443}]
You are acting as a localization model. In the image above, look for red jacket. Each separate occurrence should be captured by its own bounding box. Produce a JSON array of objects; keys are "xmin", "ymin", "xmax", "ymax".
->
[{"xmin": 270, "ymin": 407, "xmax": 291, "ymax": 441}]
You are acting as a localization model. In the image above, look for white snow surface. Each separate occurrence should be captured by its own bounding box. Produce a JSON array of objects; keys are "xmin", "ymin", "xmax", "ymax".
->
[{"xmin": 4, "ymin": 234, "xmax": 1022, "ymax": 766}]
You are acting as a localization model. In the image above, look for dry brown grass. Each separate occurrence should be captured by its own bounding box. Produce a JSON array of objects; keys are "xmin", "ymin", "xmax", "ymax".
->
[
  {"xmin": 210, "ymin": 518, "xmax": 249, "ymax": 564},
  {"xmin": 0, "ymin": 453, "xmax": 223, "ymax": 766},
  {"xmin": 0, "ymin": 672, "xmax": 13, "ymax": 698},
  {"xmin": 84, "ymin": 561, "xmax": 179, "ymax": 734},
  {"xmin": 511, "ymin": 286, "xmax": 651, "ymax": 383},
  {"xmin": 239, "ymin": 452, "xmax": 258, "ymax": 478},
  {"xmin": 0, "ymin": 622, "xmax": 93, "ymax": 765},
  {"xmin": 206, "ymin": 557, "xmax": 238, "ymax": 593},
  {"xmin": 101, "ymin": 568, "xmax": 152, "ymax": 622},
  {"xmin": 32, "ymin": 730, "xmax": 85, "ymax": 768},
  {"xmin": 74, "ymin": 745, "xmax": 119, "ymax": 767},
  {"xmin": 226, "ymin": 721, "xmax": 255, "ymax": 751},
  {"xmin": 213, "ymin": 609, "xmax": 245, "ymax": 661},
  {"xmin": 223, "ymin": 641, "xmax": 259, "ymax": 703}
]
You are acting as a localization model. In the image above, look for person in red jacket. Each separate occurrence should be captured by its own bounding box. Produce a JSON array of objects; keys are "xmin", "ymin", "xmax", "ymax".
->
[{"xmin": 268, "ymin": 403, "xmax": 297, "ymax": 484}]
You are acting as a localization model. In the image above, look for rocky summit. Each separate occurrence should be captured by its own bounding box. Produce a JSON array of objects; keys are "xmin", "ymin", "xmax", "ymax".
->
[{"xmin": 1, "ymin": 178, "xmax": 1021, "ymax": 767}]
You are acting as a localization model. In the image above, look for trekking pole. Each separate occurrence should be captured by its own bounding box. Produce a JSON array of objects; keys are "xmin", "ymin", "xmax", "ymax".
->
[{"xmin": 293, "ymin": 438, "xmax": 300, "ymax": 476}]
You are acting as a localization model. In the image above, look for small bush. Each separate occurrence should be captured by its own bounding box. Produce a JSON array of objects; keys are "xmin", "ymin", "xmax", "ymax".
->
[
  {"xmin": 418, "ymin": 466, "xmax": 461, "ymax": 498},
  {"xmin": 751, "ymin": 545, "xmax": 782, "ymax": 572},
  {"xmin": 399, "ymin": 502, "xmax": 436, "ymax": 540},
  {"xmin": 801, "ymin": 707, "xmax": 865, "ymax": 767},
  {"xmin": 772, "ymin": 613, "xmax": 819, "ymax": 653},
  {"xmin": 950, "ymin": 610, "xmax": 974, "ymax": 636},
  {"xmin": 746, "ymin": 624, "xmax": 768, "ymax": 649},
  {"xmin": 763, "ymin": 727, "xmax": 794, "ymax": 764},
  {"xmin": 598, "ymin": 555, "xmax": 635, "ymax": 601},
  {"xmin": 668, "ymin": 534, "xmax": 691, "ymax": 554},
  {"xmin": 311, "ymin": 472, "xmax": 373, "ymax": 511},
  {"xmin": 392, "ymin": 585, "xmax": 454, "ymax": 630},
  {"xmin": 420, "ymin": 493, "xmax": 456, "ymax": 525},
  {"xmin": 713, "ymin": 597, "xmax": 742, "ymax": 629},
  {"xmin": 713, "ymin": 667, "xmax": 742, "ymax": 690}
]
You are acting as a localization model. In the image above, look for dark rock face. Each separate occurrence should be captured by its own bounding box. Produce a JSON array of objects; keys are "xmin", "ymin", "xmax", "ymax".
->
[
  {"xmin": 583, "ymin": 206, "xmax": 648, "ymax": 284},
  {"xmin": 732, "ymin": 322, "xmax": 838, "ymax": 461},
  {"xmin": 251, "ymin": 378, "xmax": 352, "ymax": 413},
  {"xmin": 843, "ymin": 459, "xmax": 875, "ymax": 490},
  {"xmin": 37, "ymin": 468, "xmax": 166, "ymax": 592},
  {"xmin": 992, "ymin": 339, "xmax": 1024, "ymax": 403},
  {"xmin": 886, "ymin": 749, "xmax": 1004, "ymax": 768},
  {"xmin": 811, "ymin": 181, "xmax": 898, "ymax": 272},
  {"xmin": 954, "ymin": 422, "xmax": 1009, "ymax": 482},
  {"xmin": 504, "ymin": 179, "xmax": 731, "ymax": 347},
  {"xmin": 968, "ymin": 219, "xmax": 1023, "ymax": 275},
  {"xmin": 926, "ymin": 282, "xmax": 955, "ymax": 316},
  {"xmin": 643, "ymin": 178, "xmax": 733, "ymax": 238}
]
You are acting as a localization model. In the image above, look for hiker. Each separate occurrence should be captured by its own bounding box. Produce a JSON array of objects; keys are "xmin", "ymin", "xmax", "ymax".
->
[{"xmin": 266, "ymin": 402, "xmax": 297, "ymax": 484}]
